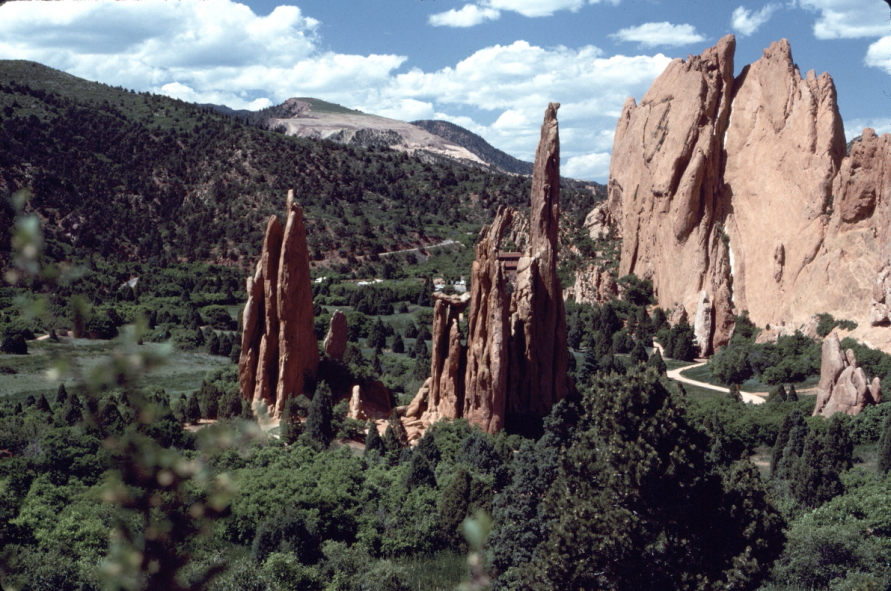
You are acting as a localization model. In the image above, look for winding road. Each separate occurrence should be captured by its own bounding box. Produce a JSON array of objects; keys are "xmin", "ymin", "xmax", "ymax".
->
[{"xmin": 652, "ymin": 342, "xmax": 766, "ymax": 405}]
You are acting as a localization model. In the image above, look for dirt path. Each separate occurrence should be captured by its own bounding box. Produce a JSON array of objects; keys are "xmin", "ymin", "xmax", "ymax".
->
[
  {"xmin": 652, "ymin": 342, "xmax": 765, "ymax": 405},
  {"xmin": 666, "ymin": 361, "xmax": 765, "ymax": 404},
  {"xmin": 377, "ymin": 239, "xmax": 458, "ymax": 257}
]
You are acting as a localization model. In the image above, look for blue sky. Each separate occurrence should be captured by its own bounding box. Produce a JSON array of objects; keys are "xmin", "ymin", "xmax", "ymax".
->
[{"xmin": 2, "ymin": 0, "xmax": 891, "ymax": 181}]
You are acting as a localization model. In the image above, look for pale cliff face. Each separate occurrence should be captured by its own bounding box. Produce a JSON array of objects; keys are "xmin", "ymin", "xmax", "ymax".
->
[{"xmin": 608, "ymin": 35, "xmax": 891, "ymax": 353}]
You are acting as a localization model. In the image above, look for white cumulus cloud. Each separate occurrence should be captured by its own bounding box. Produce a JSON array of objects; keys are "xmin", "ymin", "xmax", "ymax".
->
[
  {"xmin": 610, "ymin": 22, "xmax": 706, "ymax": 48},
  {"xmin": 564, "ymin": 152, "xmax": 612, "ymax": 180},
  {"xmin": 429, "ymin": 0, "xmax": 620, "ymax": 27},
  {"xmin": 429, "ymin": 4, "xmax": 500, "ymax": 27},
  {"xmin": 731, "ymin": 4, "xmax": 780, "ymax": 36},
  {"xmin": 0, "ymin": 0, "xmax": 672, "ymax": 180},
  {"xmin": 797, "ymin": 0, "xmax": 889, "ymax": 39}
]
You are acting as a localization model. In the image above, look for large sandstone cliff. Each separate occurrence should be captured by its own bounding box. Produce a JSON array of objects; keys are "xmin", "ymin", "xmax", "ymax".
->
[{"xmin": 609, "ymin": 35, "xmax": 891, "ymax": 353}]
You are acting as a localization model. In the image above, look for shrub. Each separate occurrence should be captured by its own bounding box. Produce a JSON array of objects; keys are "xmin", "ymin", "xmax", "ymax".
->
[{"xmin": 0, "ymin": 334, "xmax": 27, "ymax": 354}]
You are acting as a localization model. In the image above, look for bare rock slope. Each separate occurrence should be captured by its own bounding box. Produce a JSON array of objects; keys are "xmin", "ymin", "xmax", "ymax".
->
[{"xmin": 608, "ymin": 35, "xmax": 891, "ymax": 353}]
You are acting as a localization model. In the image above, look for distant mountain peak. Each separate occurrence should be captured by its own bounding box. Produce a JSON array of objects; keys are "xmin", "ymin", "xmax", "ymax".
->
[{"xmin": 410, "ymin": 119, "xmax": 533, "ymax": 176}]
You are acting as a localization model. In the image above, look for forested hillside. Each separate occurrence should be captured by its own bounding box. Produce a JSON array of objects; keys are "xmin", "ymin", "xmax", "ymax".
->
[{"xmin": 0, "ymin": 60, "xmax": 601, "ymax": 274}]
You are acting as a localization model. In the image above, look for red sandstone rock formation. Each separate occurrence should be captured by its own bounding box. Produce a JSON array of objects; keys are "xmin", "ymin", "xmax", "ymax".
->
[
  {"xmin": 413, "ymin": 104, "xmax": 569, "ymax": 434},
  {"xmin": 813, "ymin": 333, "xmax": 881, "ymax": 417},
  {"xmin": 508, "ymin": 102, "xmax": 569, "ymax": 417},
  {"xmin": 462, "ymin": 208, "xmax": 513, "ymax": 433},
  {"xmin": 238, "ymin": 190, "xmax": 319, "ymax": 418},
  {"xmin": 609, "ymin": 35, "xmax": 736, "ymax": 352},
  {"xmin": 607, "ymin": 35, "xmax": 891, "ymax": 353},
  {"xmin": 422, "ymin": 292, "xmax": 470, "ymax": 425},
  {"xmin": 323, "ymin": 310, "xmax": 348, "ymax": 361}
]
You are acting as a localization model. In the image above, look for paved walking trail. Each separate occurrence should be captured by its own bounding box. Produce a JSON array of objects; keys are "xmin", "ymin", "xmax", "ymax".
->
[{"xmin": 652, "ymin": 342, "xmax": 766, "ymax": 405}]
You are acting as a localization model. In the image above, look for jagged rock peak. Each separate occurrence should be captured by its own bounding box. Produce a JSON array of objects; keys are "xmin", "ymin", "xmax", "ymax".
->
[
  {"xmin": 238, "ymin": 190, "xmax": 319, "ymax": 418},
  {"xmin": 608, "ymin": 35, "xmax": 735, "ymax": 354},
  {"xmin": 413, "ymin": 104, "xmax": 569, "ymax": 434}
]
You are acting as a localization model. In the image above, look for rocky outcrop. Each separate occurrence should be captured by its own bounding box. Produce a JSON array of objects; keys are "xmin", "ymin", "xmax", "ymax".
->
[
  {"xmin": 422, "ymin": 292, "xmax": 471, "ymax": 425},
  {"xmin": 238, "ymin": 190, "xmax": 319, "ymax": 418},
  {"xmin": 508, "ymin": 102, "xmax": 570, "ymax": 418},
  {"xmin": 414, "ymin": 104, "xmax": 569, "ymax": 434},
  {"xmin": 565, "ymin": 266, "xmax": 617, "ymax": 306},
  {"xmin": 693, "ymin": 291, "xmax": 713, "ymax": 357},
  {"xmin": 461, "ymin": 207, "xmax": 513, "ymax": 433},
  {"xmin": 607, "ymin": 35, "xmax": 891, "ymax": 353},
  {"xmin": 583, "ymin": 202, "xmax": 612, "ymax": 241},
  {"xmin": 323, "ymin": 310, "xmax": 348, "ymax": 361},
  {"xmin": 813, "ymin": 333, "xmax": 881, "ymax": 417},
  {"xmin": 347, "ymin": 381, "xmax": 392, "ymax": 421},
  {"xmin": 608, "ymin": 35, "xmax": 736, "ymax": 352}
]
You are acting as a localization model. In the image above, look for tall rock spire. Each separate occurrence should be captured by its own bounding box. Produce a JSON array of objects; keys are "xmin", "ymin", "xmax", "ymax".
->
[
  {"xmin": 508, "ymin": 102, "xmax": 568, "ymax": 417},
  {"xmin": 414, "ymin": 103, "xmax": 569, "ymax": 434},
  {"xmin": 239, "ymin": 190, "xmax": 319, "ymax": 418}
]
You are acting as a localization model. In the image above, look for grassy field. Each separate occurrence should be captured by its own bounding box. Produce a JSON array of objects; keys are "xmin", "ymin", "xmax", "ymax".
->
[{"xmin": 0, "ymin": 336, "xmax": 231, "ymax": 404}]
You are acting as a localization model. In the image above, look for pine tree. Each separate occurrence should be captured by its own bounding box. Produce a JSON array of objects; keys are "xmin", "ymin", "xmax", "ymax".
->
[
  {"xmin": 767, "ymin": 384, "xmax": 788, "ymax": 404},
  {"xmin": 438, "ymin": 467, "xmax": 471, "ymax": 547},
  {"xmin": 787, "ymin": 384, "xmax": 799, "ymax": 402},
  {"xmin": 630, "ymin": 339, "xmax": 648, "ymax": 364},
  {"xmin": 646, "ymin": 349, "xmax": 667, "ymax": 375},
  {"xmin": 773, "ymin": 409, "xmax": 808, "ymax": 480},
  {"xmin": 34, "ymin": 393, "xmax": 51, "ymax": 414},
  {"xmin": 402, "ymin": 450, "xmax": 437, "ymax": 490},
  {"xmin": 878, "ymin": 415, "xmax": 891, "ymax": 475},
  {"xmin": 370, "ymin": 350, "xmax": 383, "ymax": 376},
  {"xmin": 391, "ymin": 334, "xmax": 405, "ymax": 354},
  {"xmin": 415, "ymin": 429, "xmax": 440, "ymax": 467},
  {"xmin": 367, "ymin": 317, "xmax": 387, "ymax": 349},
  {"xmin": 54, "ymin": 383, "xmax": 69, "ymax": 407},
  {"xmin": 280, "ymin": 397, "xmax": 303, "ymax": 445},
  {"xmin": 526, "ymin": 367, "xmax": 785, "ymax": 590},
  {"xmin": 185, "ymin": 393, "xmax": 201, "ymax": 425},
  {"xmin": 792, "ymin": 415, "xmax": 852, "ymax": 508},
  {"xmin": 207, "ymin": 331, "xmax": 220, "ymax": 355},
  {"xmin": 364, "ymin": 422, "xmax": 386, "ymax": 456},
  {"xmin": 579, "ymin": 346, "xmax": 598, "ymax": 385},
  {"xmin": 305, "ymin": 382, "xmax": 334, "ymax": 449}
]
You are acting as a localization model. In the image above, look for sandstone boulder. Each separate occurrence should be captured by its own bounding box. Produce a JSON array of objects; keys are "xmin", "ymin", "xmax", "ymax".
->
[
  {"xmin": 669, "ymin": 304, "xmax": 688, "ymax": 327},
  {"xmin": 323, "ymin": 310, "xmax": 348, "ymax": 361},
  {"xmin": 813, "ymin": 332, "xmax": 881, "ymax": 417},
  {"xmin": 584, "ymin": 202, "xmax": 612, "ymax": 241}
]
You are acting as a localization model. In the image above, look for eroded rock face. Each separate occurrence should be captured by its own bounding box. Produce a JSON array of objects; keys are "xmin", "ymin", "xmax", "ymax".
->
[
  {"xmin": 462, "ymin": 207, "xmax": 513, "ymax": 433},
  {"xmin": 422, "ymin": 292, "xmax": 470, "ymax": 425},
  {"xmin": 414, "ymin": 104, "xmax": 569, "ymax": 434},
  {"xmin": 238, "ymin": 191, "xmax": 319, "ymax": 418},
  {"xmin": 323, "ymin": 310, "xmax": 348, "ymax": 361},
  {"xmin": 607, "ymin": 35, "xmax": 891, "ymax": 353},
  {"xmin": 508, "ymin": 102, "xmax": 569, "ymax": 418},
  {"xmin": 813, "ymin": 333, "xmax": 881, "ymax": 417},
  {"xmin": 609, "ymin": 35, "xmax": 736, "ymax": 352}
]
